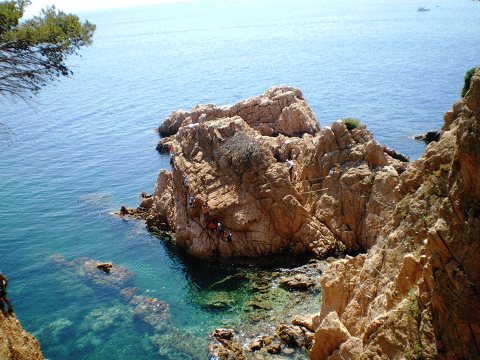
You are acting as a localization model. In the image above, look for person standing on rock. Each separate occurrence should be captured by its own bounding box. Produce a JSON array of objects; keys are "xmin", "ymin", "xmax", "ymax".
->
[{"xmin": 0, "ymin": 273, "xmax": 13, "ymax": 313}]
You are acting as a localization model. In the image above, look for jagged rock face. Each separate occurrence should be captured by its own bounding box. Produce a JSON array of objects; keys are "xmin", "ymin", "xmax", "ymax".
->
[
  {"xmin": 140, "ymin": 86, "xmax": 408, "ymax": 262},
  {"xmin": 158, "ymin": 85, "xmax": 320, "ymax": 137},
  {"xmin": 0, "ymin": 312, "xmax": 45, "ymax": 360},
  {"xmin": 309, "ymin": 68, "xmax": 480, "ymax": 360}
]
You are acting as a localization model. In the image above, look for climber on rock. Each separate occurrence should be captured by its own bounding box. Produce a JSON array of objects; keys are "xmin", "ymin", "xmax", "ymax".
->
[
  {"xmin": 226, "ymin": 233, "xmax": 232, "ymax": 243},
  {"xmin": 217, "ymin": 222, "xmax": 224, "ymax": 236},
  {"xmin": 0, "ymin": 273, "xmax": 13, "ymax": 313},
  {"xmin": 167, "ymin": 143, "xmax": 172, "ymax": 152},
  {"xmin": 286, "ymin": 159, "xmax": 294, "ymax": 181},
  {"xmin": 183, "ymin": 178, "xmax": 188, "ymax": 188},
  {"xmin": 170, "ymin": 153, "xmax": 175, "ymax": 165},
  {"xmin": 189, "ymin": 196, "xmax": 195, "ymax": 208},
  {"xmin": 208, "ymin": 222, "xmax": 216, "ymax": 232},
  {"xmin": 202, "ymin": 202, "xmax": 210, "ymax": 216}
]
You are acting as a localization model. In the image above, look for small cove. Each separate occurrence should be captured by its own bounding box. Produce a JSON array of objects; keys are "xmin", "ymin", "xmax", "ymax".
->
[{"xmin": 1, "ymin": 0, "xmax": 480, "ymax": 358}]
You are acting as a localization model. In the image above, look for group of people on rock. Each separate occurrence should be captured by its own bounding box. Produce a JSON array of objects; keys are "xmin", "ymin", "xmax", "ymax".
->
[
  {"xmin": 207, "ymin": 220, "xmax": 232, "ymax": 242},
  {"xmin": 182, "ymin": 175, "xmax": 232, "ymax": 243},
  {"xmin": 167, "ymin": 144, "xmax": 299, "ymax": 246}
]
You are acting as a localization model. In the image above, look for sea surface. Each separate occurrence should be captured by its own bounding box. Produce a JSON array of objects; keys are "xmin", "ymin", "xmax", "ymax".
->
[{"xmin": 1, "ymin": 0, "xmax": 479, "ymax": 359}]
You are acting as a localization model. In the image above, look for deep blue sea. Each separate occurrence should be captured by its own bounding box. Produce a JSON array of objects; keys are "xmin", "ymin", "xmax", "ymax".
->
[{"xmin": 1, "ymin": 0, "xmax": 479, "ymax": 359}]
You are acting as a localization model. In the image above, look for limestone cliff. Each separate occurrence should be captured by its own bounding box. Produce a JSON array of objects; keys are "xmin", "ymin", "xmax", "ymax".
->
[
  {"xmin": 309, "ymin": 68, "xmax": 480, "ymax": 360},
  {"xmin": 0, "ymin": 311, "xmax": 45, "ymax": 360},
  {"xmin": 133, "ymin": 85, "xmax": 408, "ymax": 262}
]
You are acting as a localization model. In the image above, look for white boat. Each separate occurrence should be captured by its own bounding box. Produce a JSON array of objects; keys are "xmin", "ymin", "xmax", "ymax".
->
[{"xmin": 417, "ymin": 1, "xmax": 430, "ymax": 11}]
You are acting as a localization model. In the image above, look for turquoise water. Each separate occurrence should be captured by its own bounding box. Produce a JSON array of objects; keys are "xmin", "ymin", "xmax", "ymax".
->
[{"xmin": 1, "ymin": 0, "xmax": 479, "ymax": 358}]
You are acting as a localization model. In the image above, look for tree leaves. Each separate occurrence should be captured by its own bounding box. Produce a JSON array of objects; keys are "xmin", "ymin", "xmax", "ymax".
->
[{"xmin": 0, "ymin": 0, "xmax": 96, "ymax": 99}]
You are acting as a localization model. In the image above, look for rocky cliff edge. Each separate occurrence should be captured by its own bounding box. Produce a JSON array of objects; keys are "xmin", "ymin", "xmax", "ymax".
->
[
  {"xmin": 309, "ymin": 68, "xmax": 480, "ymax": 360},
  {"xmin": 0, "ymin": 310, "xmax": 45, "ymax": 360}
]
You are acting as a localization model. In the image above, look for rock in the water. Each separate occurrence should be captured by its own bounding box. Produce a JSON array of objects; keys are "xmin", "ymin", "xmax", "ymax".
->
[
  {"xmin": 96, "ymin": 263, "xmax": 113, "ymax": 273},
  {"xmin": 279, "ymin": 274, "xmax": 315, "ymax": 290},
  {"xmin": 291, "ymin": 314, "xmax": 317, "ymax": 332},
  {"xmin": 276, "ymin": 323, "xmax": 305, "ymax": 347},
  {"xmin": 266, "ymin": 340, "xmax": 282, "ymax": 354},
  {"xmin": 209, "ymin": 328, "xmax": 246, "ymax": 360},
  {"xmin": 414, "ymin": 129, "xmax": 441, "ymax": 143},
  {"xmin": 137, "ymin": 86, "xmax": 403, "ymax": 262}
]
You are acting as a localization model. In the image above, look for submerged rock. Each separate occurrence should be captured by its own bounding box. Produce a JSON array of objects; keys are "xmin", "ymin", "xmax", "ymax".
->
[
  {"xmin": 130, "ymin": 295, "xmax": 170, "ymax": 332},
  {"xmin": 279, "ymin": 274, "xmax": 315, "ymax": 290},
  {"xmin": 208, "ymin": 328, "xmax": 246, "ymax": 360}
]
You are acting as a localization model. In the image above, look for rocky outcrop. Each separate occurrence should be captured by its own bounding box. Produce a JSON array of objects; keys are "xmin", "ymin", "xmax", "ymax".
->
[
  {"xmin": 0, "ymin": 311, "xmax": 45, "ymax": 360},
  {"xmin": 308, "ymin": 67, "xmax": 480, "ymax": 360},
  {"xmin": 414, "ymin": 129, "xmax": 441, "ymax": 143},
  {"xmin": 132, "ymin": 86, "xmax": 409, "ymax": 262},
  {"xmin": 158, "ymin": 85, "xmax": 320, "ymax": 138}
]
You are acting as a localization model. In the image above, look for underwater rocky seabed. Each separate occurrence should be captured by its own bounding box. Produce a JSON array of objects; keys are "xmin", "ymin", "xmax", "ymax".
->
[{"xmin": 30, "ymin": 248, "xmax": 325, "ymax": 360}]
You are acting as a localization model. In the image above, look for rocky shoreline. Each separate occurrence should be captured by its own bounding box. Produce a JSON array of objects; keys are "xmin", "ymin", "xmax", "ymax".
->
[
  {"xmin": 5, "ymin": 68, "xmax": 479, "ymax": 360},
  {"xmin": 123, "ymin": 69, "xmax": 480, "ymax": 360}
]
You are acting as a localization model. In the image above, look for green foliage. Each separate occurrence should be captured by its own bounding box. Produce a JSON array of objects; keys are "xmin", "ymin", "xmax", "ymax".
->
[
  {"xmin": 341, "ymin": 117, "xmax": 361, "ymax": 130},
  {"xmin": 406, "ymin": 289, "xmax": 421, "ymax": 318},
  {"xmin": 0, "ymin": 0, "xmax": 96, "ymax": 99},
  {"xmin": 405, "ymin": 342, "xmax": 424, "ymax": 359},
  {"xmin": 461, "ymin": 67, "xmax": 477, "ymax": 98},
  {"xmin": 219, "ymin": 131, "xmax": 265, "ymax": 172}
]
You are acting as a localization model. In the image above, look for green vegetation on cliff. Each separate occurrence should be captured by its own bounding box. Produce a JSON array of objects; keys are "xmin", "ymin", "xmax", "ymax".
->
[{"xmin": 461, "ymin": 67, "xmax": 478, "ymax": 98}]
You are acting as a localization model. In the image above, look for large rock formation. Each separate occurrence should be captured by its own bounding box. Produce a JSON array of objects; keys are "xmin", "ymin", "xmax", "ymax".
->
[
  {"xmin": 308, "ymin": 68, "xmax": 480, "ymax": 359},
  {"xmin": 133, "ymin": 85, "xmax": 409, "ymax": 262},
  {"xmin": 0, "ymin": 311, "xmax": 45, "ymax": 360},
  {"xmin": 158, "ymin": 85, "xmax": 320, "ymax": 138}
]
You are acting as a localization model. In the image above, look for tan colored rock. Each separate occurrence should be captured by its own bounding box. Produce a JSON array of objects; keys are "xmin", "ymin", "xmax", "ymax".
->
[
  {"xmin": 277, "ymin": 323, "xmax": 305, "ymax": 347},
  {"xmin": 309, "ymin": 68, "xmax": 480, "ymax": 360},
  {"xmin": 0, "ymin": 312, "xmax": 45, "ymax": 360},
  {"xmin": 158, "ymin": 85, "xmax": 320, "ymax": 138},
  {"xmin": 266, "ymin": 340, "xmax": 282, "ymax": 354},
  {"xmin": 310, "ymin": 311, "xmax": 351, "ymax": 360},
  {"xmin": 250, "ymin": 336, "xmax": 263, "ymax": 351},
  {"xmin": 280, "ymin": 274, "xmax": 315, "ymax": 290},
  {"xmin": 365, "ymin": 139, "xmax": 388, "ymax": 167},
  {"xmin": 137, "ymin": 86, "xmax": 407, "ymax": 262},
  {"xmin": 292, "ymin": 313, "xmax": 317, "ymax": 332},
  {"xmin": 209, "ymin": 328, "xmax": 246, "ymax": 360}
]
